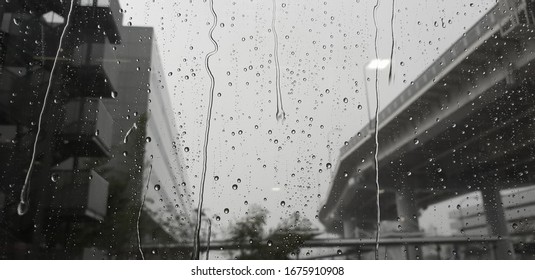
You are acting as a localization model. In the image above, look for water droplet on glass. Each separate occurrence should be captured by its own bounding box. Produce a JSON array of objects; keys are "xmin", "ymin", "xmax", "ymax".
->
[
  {"xmin": 111, "ymin": 91, "xmax": 117, "ymax": 98},
  {"xmin": 337, "ymin": 249, "xmax": 342, "ymax": 255},
  {"xmin": 154, "ymin": 184, "xmax": 161, "ymax": 191},
  {"xmin": 17, "ymin": 201, "xmax": 29, "ymax": 215},
  {"xmin": 280, "ymin": 201, "xmax": 286, "ymax": 206},
  {"xmin": 232, "ymin": 184, "xmax": 238, "ymax": 190},
  {"xmin": 224, "ymin": 208, "xmax": 229, "ymax": 214},
  {"xmin": 343, "ymin": 98, "xmax": 348, "ymax": 103},
  {"xmin": 145, "ymin": 137, "xmax": 151, "ymax": 143},
  {"xmin": 512, "ymin": 223, "xmax": 518, "ymax": 230},
  {"xmin": 50, "ymin": 173, "xmax": 59, "ymax": 182},
  {"xmin": 184, "ymin": 147, "xmax": 190, "ymax": 152},
  {"xmin": 267, "ymin": 240, "xmax": 273, "ymax": 247},
  {"xmin": 214, "ymin": 176, "xmax": 219, "ymax": 181},
  {"xmin": 326, "ymin": 163, "xmax": 332, "ymax": 169}
]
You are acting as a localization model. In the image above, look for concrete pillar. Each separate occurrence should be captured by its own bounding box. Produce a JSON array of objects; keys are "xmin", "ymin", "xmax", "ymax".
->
[
  {"xmin": 396, "ymin": 185, "xmax": 420, "ymax": 259},
  {"xmin": 342, "ymin": 218, "xmax": 359, "ymax": 259},
  {"xmin": 481, "ymin": 186, "xmax": 515, "ymax": 260},
  {"xmin": 343, "ymin": 219, "xmax": 357, "ymax": 239}
]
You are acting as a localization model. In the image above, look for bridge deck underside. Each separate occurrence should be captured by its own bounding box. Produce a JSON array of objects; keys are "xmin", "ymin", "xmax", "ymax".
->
[{"xmin": 321, "ymin": 1, "xmax": 535, "ymax": 232}]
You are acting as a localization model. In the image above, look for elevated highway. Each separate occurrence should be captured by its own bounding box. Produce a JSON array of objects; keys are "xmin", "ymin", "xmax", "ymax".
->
[{"xmin": 320, "ymin": 0, "xmax": 535, "ymax": 259}]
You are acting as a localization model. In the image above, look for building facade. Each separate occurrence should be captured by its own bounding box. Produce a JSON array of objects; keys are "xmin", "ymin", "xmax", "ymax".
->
[{"xmin": 0, "ymin": 0, "xmax": 192, "ymax": 259}]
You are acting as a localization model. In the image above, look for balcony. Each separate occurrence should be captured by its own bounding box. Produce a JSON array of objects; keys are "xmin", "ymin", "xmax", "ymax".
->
[
  {"xmin": 74, "ymin": 0, "xmax": 122, "ymax": 44},
  {"xmin": 2, "ymin": 1, "xmax": 121, "ymax": 44},
  {"xmin": 49, "ymin": 169, "xmax": 109, "ymax": 220},
  {"xmin": 68, "ymin": 41, "xmax": 120, "ymax": 98},
  {"xmin": 61, "ymin": 98, "xmax": 113, "ymax": 157}
]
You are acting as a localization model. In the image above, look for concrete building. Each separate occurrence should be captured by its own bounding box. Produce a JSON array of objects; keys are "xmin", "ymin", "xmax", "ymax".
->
[{"xmin": 0, "ymin": 0, "xmax": 192, "ymax": 259}]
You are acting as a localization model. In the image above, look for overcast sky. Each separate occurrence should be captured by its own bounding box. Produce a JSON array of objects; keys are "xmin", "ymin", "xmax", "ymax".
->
[{"xmin": 118, "ymin": 0, "xmax": 496, "ymax": 237}]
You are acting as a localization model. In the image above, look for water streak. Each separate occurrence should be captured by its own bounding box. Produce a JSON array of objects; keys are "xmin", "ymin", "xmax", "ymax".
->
[
  {"xmin": 123, "ymin": 123, "xmax": 138, "ymax": 144},
  {"xmin": 192, "ymin": 0, "xmax": 219, "ymax": 260},
  {"xmin": 137, "ymin": 164, "xmax": 153, "ymax": 260},
  {"xmin": 17, "ymin": 0, "xmax": 75, "ymax": 216},
  {"xmin": 272, "ymin": 0, "xmax": 286, "ymax": 122},
  {"xmin": 372, "ymin": 0, "xmax": 382, "ymax": 260},
  {"xmin": 388, "ymin": 0, "xmax": 396, "ymax": 83}
]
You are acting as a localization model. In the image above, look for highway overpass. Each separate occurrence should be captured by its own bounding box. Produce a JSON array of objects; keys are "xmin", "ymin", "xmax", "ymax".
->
[{"xmin": 320, "ymin": 0, "xmax": 535, "ymax": 259}]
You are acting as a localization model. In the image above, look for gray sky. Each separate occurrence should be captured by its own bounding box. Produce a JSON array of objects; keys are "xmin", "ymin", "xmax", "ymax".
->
[{"xmin": 119, "ymin": 0, "xmax": 495, "ymax": 236}]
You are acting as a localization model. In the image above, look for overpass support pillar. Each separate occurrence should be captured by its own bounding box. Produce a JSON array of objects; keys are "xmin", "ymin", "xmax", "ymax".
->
[
  {"xmin": 343, "ymin": 218, "xmax": 358, "ymax": 238},
  {"xmin": 396, "ymin": 185, "xmax": 420, "ymax": 259},
  {"xmin": 481, "ymin": 186, "xmax": 515, "ymax": 260}
]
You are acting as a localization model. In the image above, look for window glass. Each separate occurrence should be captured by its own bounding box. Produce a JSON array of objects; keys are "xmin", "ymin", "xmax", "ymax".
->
[{"xmin": 1, "ymin": 0, "xmax": 534, "ymax": 260}]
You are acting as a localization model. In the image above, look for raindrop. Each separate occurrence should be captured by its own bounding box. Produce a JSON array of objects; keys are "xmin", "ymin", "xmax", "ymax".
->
[
  {"xmin": 343, "ymin": 98, "xmax": 348, "ymax": 103},
  {"xmin": 224, "ymin": 208, "xmax": 229, "ymax": 214},
  {"xmin": 267, "ymin": 240, "xmax": 273, "ymax": 247},
  {"xmin": 512, "ymin": 223, "xmax": 518, "ymax": 230},
  {"xmin": 50, "ymin": 173, "xmax": 59, "ymax": 182},
  {"xmin": 17, "ymin": 201, "xmax": 29, "ymax": 216},
  {"xmin": 232, "ymin": 184, "xmax": 238, "ymax": 190},
  {"xmin": 280, "ymin": 201, "xmax": 286, "ymax": 206},
  {"xmin": 272, "ymin": 0, "xmax": 286, "ymax": 122},
  {"xmin": 154, "ymin": 184, "xmax": 161, "ymax": 191},
  {"xmin": 145, "ymin": 137, "xmax": 151, "ymax": 143},
  {"xmin": 214, "ymin": 176, "xmax": 219, "ymax": 181},
  {"xmin": 326, "ymin": 163, "xmax": 332, "ymax": 169},
  {"xmin": 337, "ymin": 249, "xmax": 342, "ymax": 255},
  {"xmin": 184, "ymin": 147, "xmax": 190, "ymax": 152}
]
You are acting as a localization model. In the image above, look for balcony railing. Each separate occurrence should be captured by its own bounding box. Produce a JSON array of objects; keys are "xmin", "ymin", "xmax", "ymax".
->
[
  {"xmin": 49, "ymin": 169, "xmax": 109, "ymax": 220},
  {"xmin": 62, "ymin": 98, "xmax": 113, "ymax": 157}
]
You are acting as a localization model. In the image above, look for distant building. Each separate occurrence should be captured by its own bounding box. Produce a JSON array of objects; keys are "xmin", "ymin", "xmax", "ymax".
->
[{"xmin": 0, "ymin": 0, "xmax": 192, "ymax": 259}]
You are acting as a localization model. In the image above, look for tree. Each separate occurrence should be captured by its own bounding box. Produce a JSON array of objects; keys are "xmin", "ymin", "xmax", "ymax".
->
[{"xmin": 229, "ymin": 205, "xmax": 315, "ymax": 260}]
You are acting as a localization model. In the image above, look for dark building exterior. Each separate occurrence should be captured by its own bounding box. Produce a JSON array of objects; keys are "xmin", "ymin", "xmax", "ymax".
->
[{"xmin": 0, "ymin": 0, "xmax": 192, "ymax": 259}]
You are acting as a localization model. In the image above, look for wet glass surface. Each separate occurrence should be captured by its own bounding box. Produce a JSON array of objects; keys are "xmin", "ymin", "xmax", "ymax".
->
[{"xmin": 2, "ymin": 0, "xmax": 535, "ymax": 260}]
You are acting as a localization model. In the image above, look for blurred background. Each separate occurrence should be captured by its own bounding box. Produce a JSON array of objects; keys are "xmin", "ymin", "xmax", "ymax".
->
[{"xmin": 2, "ymin": 0, "xmax": 535, "ymax": 260}]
